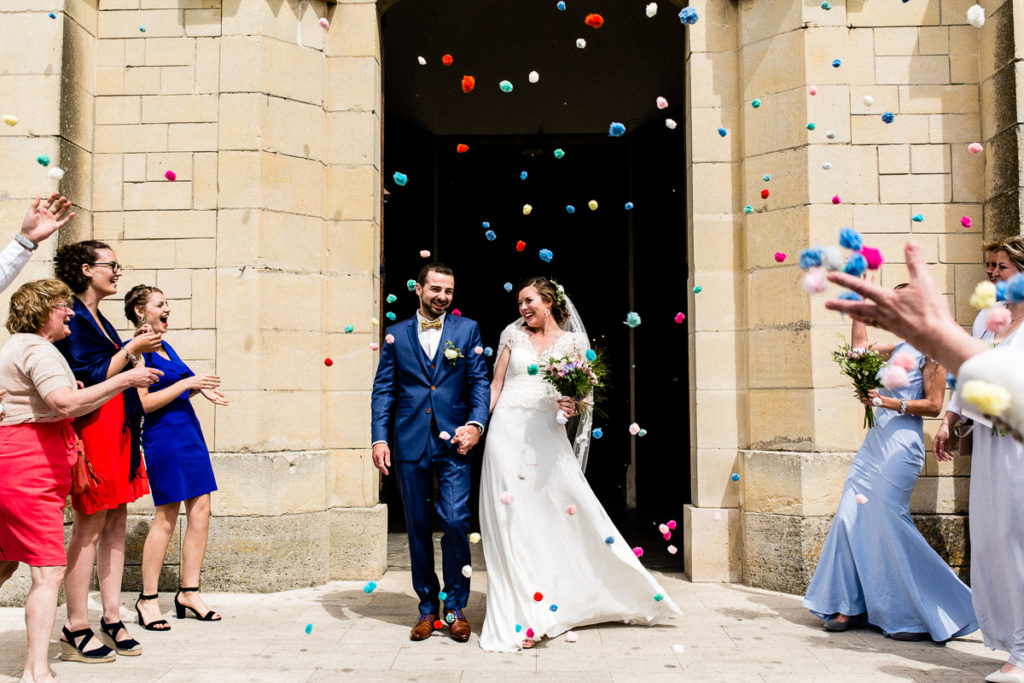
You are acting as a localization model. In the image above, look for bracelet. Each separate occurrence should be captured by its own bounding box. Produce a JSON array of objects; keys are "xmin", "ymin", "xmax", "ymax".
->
[
  {"xmin": 899, "ymin": 399, "xmax": 907, "ymax": 416},
  {"xmin": 13, "ymin": 233, "xmax": 37, "ymax": 251},
  {"xmin": 123, "ymin": 348, "xmax": 139, "ymax": 364}
]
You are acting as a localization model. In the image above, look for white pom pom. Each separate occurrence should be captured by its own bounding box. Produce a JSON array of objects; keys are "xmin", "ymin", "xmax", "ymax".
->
[
  {"xmin": 665, "ymin": 118, "xmax": 677, "ymax": 129},
  {"xmin": 576, "ymin": 38, "xmax": 587, "ymax": 48},
  {"xmin": 438, "ymin": 431, "xmax": 451, "ymax": 441},
  {"xmin": 47, "ymin": 167, "xmax": 65, "ymax": 180},
  {"xmin": 565, "ymin": 631, "xmax": 578, "ymax": 642},
  {"xmin": 862, "ymin": 95, "xmax": 874, "ymax": 106},
  {"xmin": 656, "ymin": 96, "xmax": 668, "ymax": 109},
  {"xmin": 461, "ymin": 565, "xmax": 472, "ymax": 578},
  {"xmin": 529, "ymin": 70, "xmax": 539, "ymax": 83},
  {"xmin": 821, "ymin": 246, "xmax": 844, "ymax": 272},
  {"xmin": 855, "ymin": 494, "xmax": 868, "ymax": 504},
  {"xmin": 646, "ymin": 3, "xmax": 658, "ymax": 18},
  {"xmin": 672, "ymin": 644, "xmax": 686, "ymax": 654},
  {"xmin": 822, "ymin": 162, "xmax": 832, "ymax": 170},
  {"xmin": 967, "ymin": 4, "xmax": 985, "ymax": 27},
  {"xmin": 417, "ymin": 56, "xmax": 427, "ymax": 65}
]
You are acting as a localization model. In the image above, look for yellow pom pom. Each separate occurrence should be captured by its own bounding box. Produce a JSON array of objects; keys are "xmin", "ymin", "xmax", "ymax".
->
[
  {"xmin": 969, "ymin": 281, "xmax": 997, "ymax": 310},
  {"xmin": 961, "ymin": 380, "xmax": 1012, "ymax": 416}
]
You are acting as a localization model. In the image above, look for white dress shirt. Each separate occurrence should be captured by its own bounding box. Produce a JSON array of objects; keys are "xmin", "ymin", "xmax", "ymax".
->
[
  {"xmin": 0, "ymin": 239, "xmax": 32, "ymax": 295},
  {"xmin": 416, "ymin": 311, "xmax": 445, "ymax": 359}
]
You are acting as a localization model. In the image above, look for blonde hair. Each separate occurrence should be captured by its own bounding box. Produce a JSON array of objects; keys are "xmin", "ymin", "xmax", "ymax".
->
[
  {"xmin": 6, "ymin": 279, "xmax": 73, "ymax": 334},
  {"xmin": 997, "ymin": 236, "xmax": 1024, "ymax": 273}
]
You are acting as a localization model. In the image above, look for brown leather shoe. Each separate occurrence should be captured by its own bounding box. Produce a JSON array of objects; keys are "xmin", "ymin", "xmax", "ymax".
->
[
  {"xmin": 444, "ymin": 608, "xmax": 471, "ymax": 642},
  {"xmin": 410, "ymin": 614, "xmax": 437, "ymax": 641}
]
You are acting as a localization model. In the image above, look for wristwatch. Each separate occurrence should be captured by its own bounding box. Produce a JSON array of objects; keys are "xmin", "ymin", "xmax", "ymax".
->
[{"xmin": 13, "ymin": 234, "xmax": 37, "ymax": 251}]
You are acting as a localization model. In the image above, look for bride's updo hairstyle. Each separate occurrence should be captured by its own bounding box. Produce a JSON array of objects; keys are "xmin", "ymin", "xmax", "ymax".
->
[{"xmin": 515, "ymin": 277, "xmax": 569, "ymax": 324}]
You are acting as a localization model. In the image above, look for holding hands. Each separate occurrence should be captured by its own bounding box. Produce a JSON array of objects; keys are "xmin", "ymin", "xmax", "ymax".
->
[{"xmin": 452, "ymin": 425, "xmax": 481, "ymax": 455}]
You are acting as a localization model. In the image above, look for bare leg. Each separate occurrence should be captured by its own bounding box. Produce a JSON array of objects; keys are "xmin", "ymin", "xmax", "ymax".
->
[
  {"xmin": 96, "ymin": 504, "xmax": 131, "ymax": 641},
  {"xmin": 137, "ymin": 503, "xmax": 179, "ymax": 626},
  {"xmin": 63, "ymin": 508, "xmax": 107, "ymax": 653},
  {"xmin": 24, "ymin": 565, "xmax": 64, "ymax": 682},
  {"xmin": 176, "ymin": 495, "xmax": 219, "ymax": 619}
]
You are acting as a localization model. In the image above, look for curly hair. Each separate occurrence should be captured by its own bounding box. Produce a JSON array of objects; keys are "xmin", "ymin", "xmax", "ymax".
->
[
  {"xmin": 124, "ymin": 284, "xmax": 163, "ymax": 326},
  {"xmin": 6, "ymin": 279, "xmax": 73, "ymax": 334},
  {"xmin": 515, "ymin": 276, "xmax": 569, "ymax": 324},
  {"xmin": 54, "ymin": 240, "xmax": 111, "ymax": 294}
]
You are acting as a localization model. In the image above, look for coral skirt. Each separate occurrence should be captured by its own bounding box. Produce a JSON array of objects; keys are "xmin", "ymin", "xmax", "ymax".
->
[
  {"xmin": 0, "ymin": 420, "xmax": 76, "ymax": 566},
  {"xmin": 72, "ymin": 393, "xmax": 148, "ymax": 515}
]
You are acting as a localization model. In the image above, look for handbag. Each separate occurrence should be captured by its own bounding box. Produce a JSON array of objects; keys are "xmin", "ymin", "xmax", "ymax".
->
[
  {"xmin": 71, "ymin": 436, "xmax": 105, "ymax": 495},
  {"xmin": 947, "ymin": 420, "xmax": 974, "ymax": 458}
]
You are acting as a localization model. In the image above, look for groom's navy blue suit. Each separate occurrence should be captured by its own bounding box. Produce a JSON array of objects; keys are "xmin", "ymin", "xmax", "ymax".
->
[{"xmin": 371, "ymin": 313, "xmax": 490, "ymax": 616}]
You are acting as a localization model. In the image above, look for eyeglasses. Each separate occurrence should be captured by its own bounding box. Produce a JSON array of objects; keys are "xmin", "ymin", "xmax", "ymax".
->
[
  {"xmin": 91, "ymin": 261, "xmax": 123, "ymax": 273},
  {"xmin": 51, "ymin": 301, "xmax": 71, "ymax": 310}
]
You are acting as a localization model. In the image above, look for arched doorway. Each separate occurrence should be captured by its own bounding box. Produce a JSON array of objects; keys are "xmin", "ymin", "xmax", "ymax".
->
[{"xmin": 379, "ymin": 0, "xmax": 689, "ymax": 568}]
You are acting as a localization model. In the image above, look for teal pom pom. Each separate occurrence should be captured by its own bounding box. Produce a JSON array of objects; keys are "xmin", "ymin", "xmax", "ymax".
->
[
  {"xmin": 821, "ymin": 1, "xmax": 832, "ymax": 8},
  {"xmin": 515, "ymin": 624, "xmax": 522, "ymax": 632},
  {"xmin": 445, "ymin": 613, "xmax": 455, "ymax": 624},
  {"xmin": 305, "ymin": 623, "xmax": 313, "ymax": 634},
  {"xmin": 499, "ymin": 80, "xmax": 513, "ymax": 93},
  {"xmin": 624, "ymin": 202, "xmax": 634, "ymax": 210},
  {"xmin": 693, "ymin": 286, "xmax": 703, "ymax": 294},
  {"xmin": 911, "ymin": 214, "xmax": 923, "ymax": 222},
  {"xmin": 585, "ymin": 349, "xmax": 597, "ymax": 362},
  {"xmin": 763, "ymin": 174, "xmax": 771, "ymax": 182},
  {"xmin": 623, "ymin": 312, "xmax": 641, "ymax": 327},
  {"xmin": 744, "ymin": 205, "xmax": 753, "ymax": 214},
  {"xmin": 139, "ymin": 25, "xmax": 146, "ymax": 32},
  {"xmin": 608, "ymin": 122, "xmax": 626, "ymax": 137},
  {"xmin": 344, "ymin": 325, "xmax": 354, "ymax": 334},
  {"xmin": 393, "ymin": 171, "xmax": 408, "ymax": 186},
  {"xmin": 36, "ymin": 155, "xmax": 50, "ymax": 167},
  {"xmin": 386, "ymin": 294, "xmax": 397, "ymax": 304},
  {"xmin": 637, "ymin": 428, "xmax": 648, "ymax": 437},
  {"xmin": 386, "ymin": 311, "xmax": 396, "ymax": 321},
  {"xmin": 806, "ymin": 122, "xmax": 816, "ymax": 130},
  {"xmin": 751, "ymin": 98, "xmax": 761, "ymax": 108},
  {"xmin": 604, "ymin": 536, "xmax": 614, "ymax": 544},
  {"xmin": 438, "ymin": 591, "xmax": 447, "ymax": 600},
  {"xmin": 592, "ymin": 427, "xmax": 603, "ymax": 439},
  {"xmin": 363, "ymin": 581, "xmax": 377, "ymax": 594},
  {"xmin": 654, "ymin": 593, "xmax": 664, "ymax": 602},
  {"xmin": 406, "ymin": 279, "xmax": 417, "ymax": 291},
  {"xmin": 527, "ymin": 364, "xmax": 539, "ymax": 375},
  {"xmin": 554, "ymin": 148, "xmax": 565, "ymax": 159}
]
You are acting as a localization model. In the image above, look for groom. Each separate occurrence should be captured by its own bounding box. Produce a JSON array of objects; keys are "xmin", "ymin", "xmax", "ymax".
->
[{"xmin": 371, "ymin": 262, "xmax": 490, "ymax": 642}]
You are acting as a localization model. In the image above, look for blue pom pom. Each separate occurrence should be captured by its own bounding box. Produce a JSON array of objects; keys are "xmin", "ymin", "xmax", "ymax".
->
[
  {"xmin": 731, "ymin": 473, "xmax": 740, "ymax": 482},
  {"xmin": 997, "ymin": 281, "xmax": 1008, "ymax": 302},
  {"xmin": 624, "ymin": 202, "xmax": 634, "ymax": 210},
  {"xmin": 881, "ymin": 112, "xmax": 894, "ymax": 124},
  {"xmin": 484, "ymin": 347, "xmax": 494, "ymax": 357},
  {"xmin": 305, "ymin": 623, "xmax": 313, "ymax": 634},
  {"xmin": 763, "ymin": 174, "xmax": 771, "ymax": 182},
  {"xmin": 832, "ymin": 59, "xmax": 841, "ymax": 68},
  {"xmin": 592, "ymin": 428, "xmax": 603, "ymax": 439},
  {"xmin": 839, "ymin": 227, "xmax": 863, "ymax": 250},
  {"xmin": 504, "ymin": 282, "xmax": 513, "ymax": 292},
  {"xmin": 363, "ymin": 581, "xmax": 377, "ymax": 594},
  {"xmin": 717, "ymin": 127, "xmax": 727, "ymax": 137},
  {"xmin": 393, "ymin": 171, "xmax": 408, "ymax": 186},
  {"xmin": 482, "ymin": 221, "xmax": 490, "ymax": 228},
  {"xmin": 438, "ymin": 591, "xmax": 447, "ymax": 600},
  {"xmin": 911, "ymin": 214, "xmax": 923, "ymax": 222},
  {"xmin": 520, "ymin": 171, "xmax": 528, "ymax": 181},
  {"xmin": 608, "ymin": 122, "xmax": 626, "ymax": 137},
  {"xmin": 946, "ymin": 372, "xmax": 957, "ymax": 390},
  {"xmin": 844, "ymin": 253, "xmax": 867, "ymax": 277},
  {"xmin": 837, "ymin": 291, "xmax": 863, "ymax": 302},
  {"xmin": 566, "ymin": 205, "xmax": 575, "ymax": 214},
  {"xmin": 585, "ymin": 349, "xmax": 597, "ymax": 362},
  {"xmin": 1007, "ymin": 273, "xmax": 1024, "ymax": 303},
  {"xmin": 485, "ymin": 230, "xmax": 496, "ymax": 241},
  {"xmin": 604, "ymin": 536, "xmax": 614, "ymax": 544},
  {"xmin": 549, "ymin": 604, "xmax": 558, "ymax": 612},
  {"xmin": 556, "ymin": 1, "xmax": 565, "ymax": 9},
  {"xmin": 386, "ymin": 311, "xmax": 396, "ymax": 321},
  {"xmin": 515, "ymin": 623, "xmax": 523, "ymax": 632},
  {"xmin": 49, "ymin": 11, "xmax": 56, "ymax": 18},
  {"xmin": 539, "ymin": 248, "xmax": 553, "ymax": 263},
  {"xmin": 821, "ymin": 1, "xmax": 832, "ymax": 8},
  {"xmin": 678, "ymin": 6, "xmax": 699, "ymax": 24},
  {"xmin": 799, "ymin": 246, "xmax": 824, "ymax": 270}
]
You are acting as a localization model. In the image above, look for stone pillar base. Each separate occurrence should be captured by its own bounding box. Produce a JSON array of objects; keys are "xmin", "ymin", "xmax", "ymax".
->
[
  {"xmin": 742, "ymin": 511, "xmax": 833, "ymax": 595},
  {"xmin": 683, "ymin": 504, "xmax": 742, "ymax": 582}
]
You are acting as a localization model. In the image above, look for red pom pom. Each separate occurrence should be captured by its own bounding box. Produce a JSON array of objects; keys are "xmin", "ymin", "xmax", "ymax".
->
[
  {"xmin": 516, "ymin": 240, "xmax": 526, "ymax": 252},
  {"xmin": 760, "ymin": 189, "xmax": 769, "ymax": 199},
  {"xmin": 324, "ymin": 358, "xmax": 333, "ymax": 366},
  {"xmin": 585, "ymin": 13, "xmax": 604, "ymax": 28},
  {"xmin": 433, "ymin": 619, "xmax": 444, "ymax": 629},
  {"xmin": 456, "ymin": 144, "xmax": 469, "ymax": 154},
  {"xmin": 461, "ymin": 75, "xmax": 475, "ymax": 93},
  {"xmin": 533, "ymin": 591, "xmax": 543, "ymax": 601},
  {"xmin": 442, "ymin": 54, "xmax": 453, "ymax": 66}
]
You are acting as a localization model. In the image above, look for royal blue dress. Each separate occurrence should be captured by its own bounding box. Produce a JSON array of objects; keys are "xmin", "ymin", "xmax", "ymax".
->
[
  {"xmin": 803, "ymin": 343, "xmax": 978, "ymax": 640},
  {"xmin": 140, "ymin": 341, "xmax": 217, "ymax": 506}
]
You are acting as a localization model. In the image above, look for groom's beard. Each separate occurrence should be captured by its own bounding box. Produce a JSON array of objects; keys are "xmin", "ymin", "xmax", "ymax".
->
[{"xmin": 421, "ymin": 297, "xmax": 449, "ymax": 318}]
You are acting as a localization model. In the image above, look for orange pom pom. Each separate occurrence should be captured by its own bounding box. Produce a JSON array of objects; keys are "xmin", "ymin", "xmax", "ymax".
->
[
  {"xmin": 456, "ymin": 144, "xmax": 469, "ymax": 154},
  {"xmin": 516, "ymin": 240, "xmax": 526, "ymax": 252},
  {"xmin": 461, "ymin": 75, "xmax": 475, "ymax": 93},
  {"xmin": 533, "ymin": 591, "xmax": 543, "ymax": 601},
  {"xmin": 442, "ymin": 53, "xmax": 453, "ymax": 66},
  {"xmin": 585, "ymin": 13, "xmax": 604, "ymax": 28}
]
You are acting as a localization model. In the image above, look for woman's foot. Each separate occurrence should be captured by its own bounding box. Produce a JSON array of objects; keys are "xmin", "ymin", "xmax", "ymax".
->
[
  {"xmin": 823, "ymin": 613, "xmax": 866, "ymax": 632},
  {"xmin": 985, "ymin": 663, "xmax": 1024, "ymax": 683},
  {"xmin": 522, "ymin": 639, "xmax": 536, "ymax": 649},
  {"xmin": 135, "ymin": 595, "xmax": 170, "ymax": 631},
  {"xmin": 174, "ymin": 589, "xmax": 221, "ymax": 621},
  {"xmin": 20, "ymin": 670, "xmax": 56, "ymax": 683},
  {"xmin": 58, "ymin": 625, "xmax": 115, "ymax": 663}
]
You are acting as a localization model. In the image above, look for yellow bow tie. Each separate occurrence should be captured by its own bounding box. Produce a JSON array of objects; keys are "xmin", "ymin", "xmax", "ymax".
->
[{"xmin": 420, "ymin": 319, "xmax": 442, "ymax": 331}]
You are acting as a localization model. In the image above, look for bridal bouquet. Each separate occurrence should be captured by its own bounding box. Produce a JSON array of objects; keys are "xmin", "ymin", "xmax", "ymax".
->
[
  {"xmin": 541, "ymin": 350, "xmax": 607, "ymax": 424},
  {"xmin": 832, "ymin": 338, "xmax": 887, "ymax": 429}
]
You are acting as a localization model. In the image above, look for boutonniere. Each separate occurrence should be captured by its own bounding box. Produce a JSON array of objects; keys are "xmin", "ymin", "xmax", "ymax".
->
[{"xmin": 443, "ymin": 340, "xmax": 465, "ymax": 366}]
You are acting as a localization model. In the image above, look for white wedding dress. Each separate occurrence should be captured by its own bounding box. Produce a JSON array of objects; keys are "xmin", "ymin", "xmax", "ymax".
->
[{"xmin": 478, "ymin": 323, "xmax": 680, "ymax": 652}]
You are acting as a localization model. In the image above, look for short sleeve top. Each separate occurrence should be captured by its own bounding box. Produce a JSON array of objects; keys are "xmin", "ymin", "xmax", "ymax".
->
[{"xmin": 0, "ymin": 333, "xmax": 77, "ymax": 424}]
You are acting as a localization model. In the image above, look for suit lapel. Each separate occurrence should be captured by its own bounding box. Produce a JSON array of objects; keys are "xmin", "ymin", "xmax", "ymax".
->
[
  {"xmin": 405, "ymin": 318, "xmax": 430, "ymax": 378},
  {"xmin": 433, "ymin": 316, "xmax": 458, "ymax": 381}
]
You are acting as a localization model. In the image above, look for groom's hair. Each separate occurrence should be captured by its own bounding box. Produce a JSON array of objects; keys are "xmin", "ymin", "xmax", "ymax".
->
[{"xmin": 417, "ymin": 262, "xmax": 454, "ymax": 285}]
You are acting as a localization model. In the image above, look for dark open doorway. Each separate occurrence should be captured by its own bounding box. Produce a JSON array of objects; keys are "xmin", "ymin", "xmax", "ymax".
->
[{"xmin": 379, "ymin": 0, "xmax": 689, "ymax": 569}]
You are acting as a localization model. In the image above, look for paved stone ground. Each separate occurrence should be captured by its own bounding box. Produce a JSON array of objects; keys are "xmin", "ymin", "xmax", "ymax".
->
[{"xmin": 0, "ymin": 535, "xmax": 1006, "ymax": 682}]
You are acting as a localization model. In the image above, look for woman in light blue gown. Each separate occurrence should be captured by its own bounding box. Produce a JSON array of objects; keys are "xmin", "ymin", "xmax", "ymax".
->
[{"xmin": 803, "ymin": 317, "xmax": 978, "ymax": 642}]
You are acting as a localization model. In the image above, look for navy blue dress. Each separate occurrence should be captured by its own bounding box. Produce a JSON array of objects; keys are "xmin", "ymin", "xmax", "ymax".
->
[{"xmin": 140, "ymin": 341, "xmax": 217, "ymax": 506}]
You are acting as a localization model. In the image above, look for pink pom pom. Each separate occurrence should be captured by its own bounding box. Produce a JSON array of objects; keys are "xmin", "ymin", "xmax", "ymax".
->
[
  {"xmin": 628, "ymin": 422, "xmax": 641, "ymax": 435},
  {"xmin": 566, "ymin": 505, "xmax": 576, "ymax": 515},
  {"xmin": 859, "ymin": 246, "xmax": 884, "ymax": 270},
  {"xmin": 451, "ymin": 308, "xmax": 462, "ymax": 316},
  {"xmin": 713, "ymin": 512, "xmax": 721, "ymax": 521},
  {"xmin": 419, "ymin": 250, "xmax": 431, "ymax": 258},
  {"xmin": 802, "ymin": 270, "xmax": 827, "ymax": 294},
  {"xmin": 961, "ymin": 216, "xmax": 973, "ymax": 228},
  {"xmin": 663, "ymin": 531, "xmax": 671, "ymax": 540},
  {"xmin": 881, "ymin": 365, "xmax": 909, "ymax": 390},
  {"xmin": 500, "ymin": 492, "xmax": 513, "ymax": 505},
  {"xmin": 674, "ymin": 312, "xmax": 685, "ymax": 324},
  {"xmin": 808, "ymin": 85, "xmax": 818, "ymax": 95},
  {"xmin": 526, "ymin": 628, "xmax": 535, "ymax": 638},
  {"xmin": 439, "ymin": 431, "xmax": 451, "ymax": 441},
  {"xmin": 474, "ymin": 345, "xmax": 483, "ymax": 354},
  {"xmin": 319, "ymin": 17, "xmax": 329, "ymax": 28},
  {"xmin": 831, "ymin": 195, "xmax": 842, "ymax": 204},
  {"xmin": 667, "ymin": 545, "xmax": 678, "ymax": 554},
  {"xmin": 164, "ymin": 170, "xmax": 176, "ymax": 181},
  {"xmin": 658, "ymin": 523, "xmax": 669, "ymax": 534},
  {"xmin": 368, "ymin": 342, "xmax": 379, "ymax": 351},
  {"xmin": 855, "ymin": 494, "xmax": 868, "ymax": 504},
  {"xmin": 892, "ymin": 352, "xmax": 916, "ymax": 371},
  {"xmin": 666, "ymin": 519, "xmax": 676, "ymax": 530},
  {"xmin": 385, "ymin": 333, "xmax": 395, "ymax": 344},
  {"xmin": 565, "ymin": 631, "xmax": 578, "ymax": 642},
  {"xmin": 774, "ymin": 252, "xmax": 786, "ymax": 263},
  {"xmin": 986, "ymin": 307, "xmax": 1012, "ymax": 335},
  {"xmin": 632, "ymin": 546, "xmax": 644, "ymax": 557},
  {"xmin": 968, "ymin": 142, "xmax": 983, "ymax": 154},
  {"xmin": 656, "ymin": 96, "xmax": 668, "ymax": 109}
]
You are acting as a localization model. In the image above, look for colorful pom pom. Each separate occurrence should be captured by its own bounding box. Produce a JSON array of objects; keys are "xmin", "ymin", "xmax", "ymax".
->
[
  {"xmin": 567, "ymin": 505, "xmax": 576, "ymax": 515},
  {"xmin": 456, "ymin": 143, "xmax": 469, "ymax": 153},
  {"xmin": 363, "ymin": 581, "xmax": 377, "ymax": 593},
  {"xmin": 839, "ymin": 227, "xmax": 862, "ymax": 250},
  {"xmin": 605, "ymin": 536, "xmax": 614, "ymax": 543},
  {"xmin": 576, "ymin": 38, "xmax": 587, "ymax": 48},
  {"xmin": 139, "ymin": 25, "xmax": 146, "ymax": 32},
  {"xmin": 986, "ymin": 307, "xmax": 1012, "ymax": 335},
  {"xmin": 451, "ymin": 308, "xmax": 461, "ymax": 316},
  {"xmin": 557, "ymin": 0, "xmax": 566, "ymax": 8},
  {"xmin": 407, "ymin": 279, "xmax": 416, "ymax": 291},
  {"xmin": 625, "ymin": 202, "xmax": 634, "ymax": 210},
  {"xmin": 832, "ymin": 59, "xmax": 841, "ymax": 67},
  {"xmin": 881, "ymin": 112, "xmax": 894, "ymax": 124},
  {"xmin": 761, "ymin": 189, "xmax": 770, "ymax": 199},
  {"xmin": 624, "ymin": 312, "xmax": 642, "ymax": 327},
  {"xmin": 433, "ymin": 619, "xmax": 444, "ymax": 629},
  {"xmin": 585, "ymin": 13, "xmax": 604, "ymax": 28},
  {"xmin": 549, "ymin": 604, "xmax": 559, "ymax": 611},
  {"xmin": 592, "ymin": 428, "xmax": 603, "ymax": 439},
  {"xmin": 3, "ymin": 115, "xmax": 17, "ymax": 127},
  {"xmin": 1007, "ymin": 274, "xmax": 1024, "ymax": 303},
  {"xmin": 656, "ymin": 96, "xmax": 668, "ymax": 109},
  {"xmin": 527, "ymin": 364, "xmax": 539, "ymax": 375},
  {"xmin": 386, "ymin": 311, "xmax": 397, "ymax": 321},
  {"xmin": 961, "ymin": 216, "xmax": 973, "ymax": 228},
  {"xmin": 461, "ymin": 75, "xmax": 475, "ymax": 93},
  {"xmin": 526, "ymin": 627, "xmax": 535, "ymax": 638},
  {"xmin": 461, "ymin": 565, "xmax": 472, "ymax": 578},
  {"xmin": 474, "ymin": 346, "xmax": 484, "ymax": 355},
  {"xmin": 539, "ymin": 248, "xmax": 553, "ymax": 263},
  {"xmin": 48, "ymin": 167, "xmax": 65, "ymax": 180},
  {"xmin": 628, "ymin": 423, "xmax": 641, "ymax": 436},
  {"xmin": 305, "ymin": 623, "xmax": 313, "ymax": 634},
  {"xmin": 585, "ymin": 349, "xmax": 597, "ymax": 361},
  {"xmin": 665, "ymin": 118, "xmax": 678, "ymax": 129},
  {"xmin": 968, "ymin": 4, "xmax": 986, "ymax": 27},
  {"xmin": 319, "ymin": 17, "xmax": 330, "ymax": 28},
  {"xmin": 419, "ymin": 249, "xmax": 431, "ymax": 258},
  {"xmin": 654, "ymin": 593, "xmax": 664, "ymax": 602},
  {"xmin": 822, "ymin": 2, "xmax": 832, "ymax": 9},
  {"xmin": 533, "ymin": 592, "xmax": 543, "ymax": 602},
  {"xmin": 731, "ymin": 473, "xmax": 740, "ymax": 481},
  {"xmin": 806, "ymin": 122, "xmax": 816, "ymax": 130},
  {"xmin": 522, "ymin": 205, "xmax": 532, "ymax": 216},
  {"xmin": 344, "ymin": 324, "xmax": 354, "ymax": 334},
  {"xmin": 418, "ymin": 56, "xmax": 427, "ymax": 65},
  {"xmin": 718, "ymin": 127, "xmax": 728, "ymax": 137},
  {"xmin": 485, "ymin": 230, "xmax": 496, "ymax": 241},
  {"xmin": 385, "ymin": 334, "xmax": 395, "ymax": 344},
  {"xmin": 752, "ymin": 98, "xmax": 761, "ymax": 109},
  {"xmin": 565, "ymin": 631, "xmax": 578, "ymax": 642},
  {"xmin": 844, "ymin": 253, "xmax": 867, "ymax": 277},
  {"xmin": 445, "ymin": 612, "xmax": 455, "ymax": 624},
  {"xmin": 633, "ymin": 546, "xmax": 644, "ymax": 557},
  {"xmin": 667, "ymin": 545, "xmax": 678, "ymax": 554},
  {"xmin": 744, "ymin": 205, "xmax": 753, "ymax": 214},
  {"xmin": 881, "ymin": 365, "xmax": 909, "ymax": 389},
  {"xmin": 674, "ymin": 312, "xmax": 686, "ymax": 323},
  {"xmin": 969, "ymin": 142, "xmax": 984, "ymax": 154},
  {"xmin": 693, "ymin": 285, "xmax": 703, "ymax": 293},
  {"xmin": 658, "ymin": 523, "xmax": 669, "ymax": 534},
  {"xmin": 442, "ymin": 54, "xmax": 453, "ymax": 66},
  {"xmin": 503, "ymin": 282, "xmax": 513, "ymax": 292},
  {"xmin": 566, "ymin": 205, "xmax": 575, "ymax": 214},
  {"xmin": 862, "ymin": 95, "xmax": 874, "ymax": 106},
  {"xmin": 774, "ymin": 252, "xmax": 786, "ymax": 263},
  {"xmin": 971, "ymin": 281, "xmax": 997, "ymax": 310},
  {"xmin": 638, "ymin": 429, "xmax": 648, "ymax": 437},
  {"xmin": 763, "ymin": 174, "xmax": 771, "ymax": 182},
  {"xmin": 837, "ymin": 291, "xmax": 863, "ymax": 302},
  {"xmin": 469, "ymin": 533, "xmax": 481, "ymax": 544},
  {"xmin": 516, "ymin": 240, "xmax": 527, "ymax": 252},
  {"xmin": 499, "ymin": 80, "xmax": 513, "ymax": 93},
  {"xmin": 36, "ymin": 155, "xmax": 50, "ymax": 167},
  {"xmin": 962, "ymin": 380, "xmax": 1013, "ymax": 416},
  {"xmin": 393, "ymin": 171, "xmax": 408, "ymax": 186},
  {"xmin": 500, "ymin": 492, "xmax": 513, "ymax": 505},
  {"xmin": 802, "ymin": 270, "xmax": 827, "ymax": 294},
  {"xmin": 49, "ymin": 12, "xmax": 57, "ymax": 18},
  {"xmin": 554, "ymin": 148, "xmax": 565, "ymax": 159},
  {"xmin": 368, "ymin": 342, "xmax": 379, "ymax": 351},
  {"xmin": 324, "ymin": 357, "xmax": 334, "ymax": 366},
  {"xmin": 608, "ymin": 122, "xmax": 626, "ymax": 137},
  {"xmin": 859, "ymin": 246, "xmax": 884, "ymax": 270},
  {"xmin": 520, "ymin": 171, "xmax": 528, "ymax": 181},
  {"xmin": 438, "ymin": 431, "xmax": 451, "ymax": 441},
  {"xmin": 822, "ymin": 162, "xmax": 832, "ymax": 170},
  {"xmin": 484, "ymin": 347, "xmax": 494, "ymax": 356},
  {"xmin": 855, "ymin": 494, "xmax": 868, "ymax": 504},
  {"xmin": 832, "ymin": 195, "xmax": 842, "ymax": 204},
  {"xmin": 808, "ymin": 85, "xmax": 818, "ymax": 95},
  {"xmin": 678, "ymin": 7, "xmax": 699, "ymax": 24},
  {"xmin": 164, "ymin": 169, "xmax": 176, "ymax": 181},
  {"xmin": 667, "ymin": 519, "xmax": 677, "ymax": 530}
]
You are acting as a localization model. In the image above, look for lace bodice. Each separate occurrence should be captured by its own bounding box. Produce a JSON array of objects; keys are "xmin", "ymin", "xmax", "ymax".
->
[{"xmin": 496, "ymin": 324, "xmax": 588, "ymax": 411}]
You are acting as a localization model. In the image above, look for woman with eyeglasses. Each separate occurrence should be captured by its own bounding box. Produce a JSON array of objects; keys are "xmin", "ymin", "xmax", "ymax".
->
[{"xmin": 53, "ymin": 241, "xmax": 164, "ymax": 663}]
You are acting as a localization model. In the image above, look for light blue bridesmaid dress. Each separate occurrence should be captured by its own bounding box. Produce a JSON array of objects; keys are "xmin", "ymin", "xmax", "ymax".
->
[{"xmin": 803, "ymin": 343, "xmax": 978, "ymax": 640}]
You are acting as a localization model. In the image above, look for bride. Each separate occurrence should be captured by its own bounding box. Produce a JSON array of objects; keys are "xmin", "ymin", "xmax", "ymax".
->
[{"xmin": 478, "ymin": 277, "xmax": 680, "ymax": 652}]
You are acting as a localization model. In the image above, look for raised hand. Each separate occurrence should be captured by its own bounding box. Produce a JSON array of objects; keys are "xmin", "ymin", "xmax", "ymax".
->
[
  {"xmin": 128, "ymin": 331, "xmax": 163, "ymax": 354},
  {"xmin": 200, "ymin": 388, "xmax": 229, "ymax": 406},
  {"xmin": 20, "ymin": 193, "xmax": 75, "ymax": 244}
]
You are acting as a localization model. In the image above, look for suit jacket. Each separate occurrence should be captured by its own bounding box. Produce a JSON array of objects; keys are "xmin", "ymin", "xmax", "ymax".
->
[{"xmin": 371, "ymin": 313, "xmax": 490, "ymax": 462}]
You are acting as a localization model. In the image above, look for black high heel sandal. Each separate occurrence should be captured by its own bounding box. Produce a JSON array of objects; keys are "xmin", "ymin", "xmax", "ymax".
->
[
  {"xmin": 174, "ymin": 587, "xmax": 222, "ymax": 621},
  {"xmin": 98, "ymin": 617, "xmax": 142, "ymax": 656},
  {"xmin": 59, "ymin": 625, "xmax": 116, "ymax": 663},
  {"xmin": 135, "ymin": 593, "xmax": 170, "ymax": 631}
]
